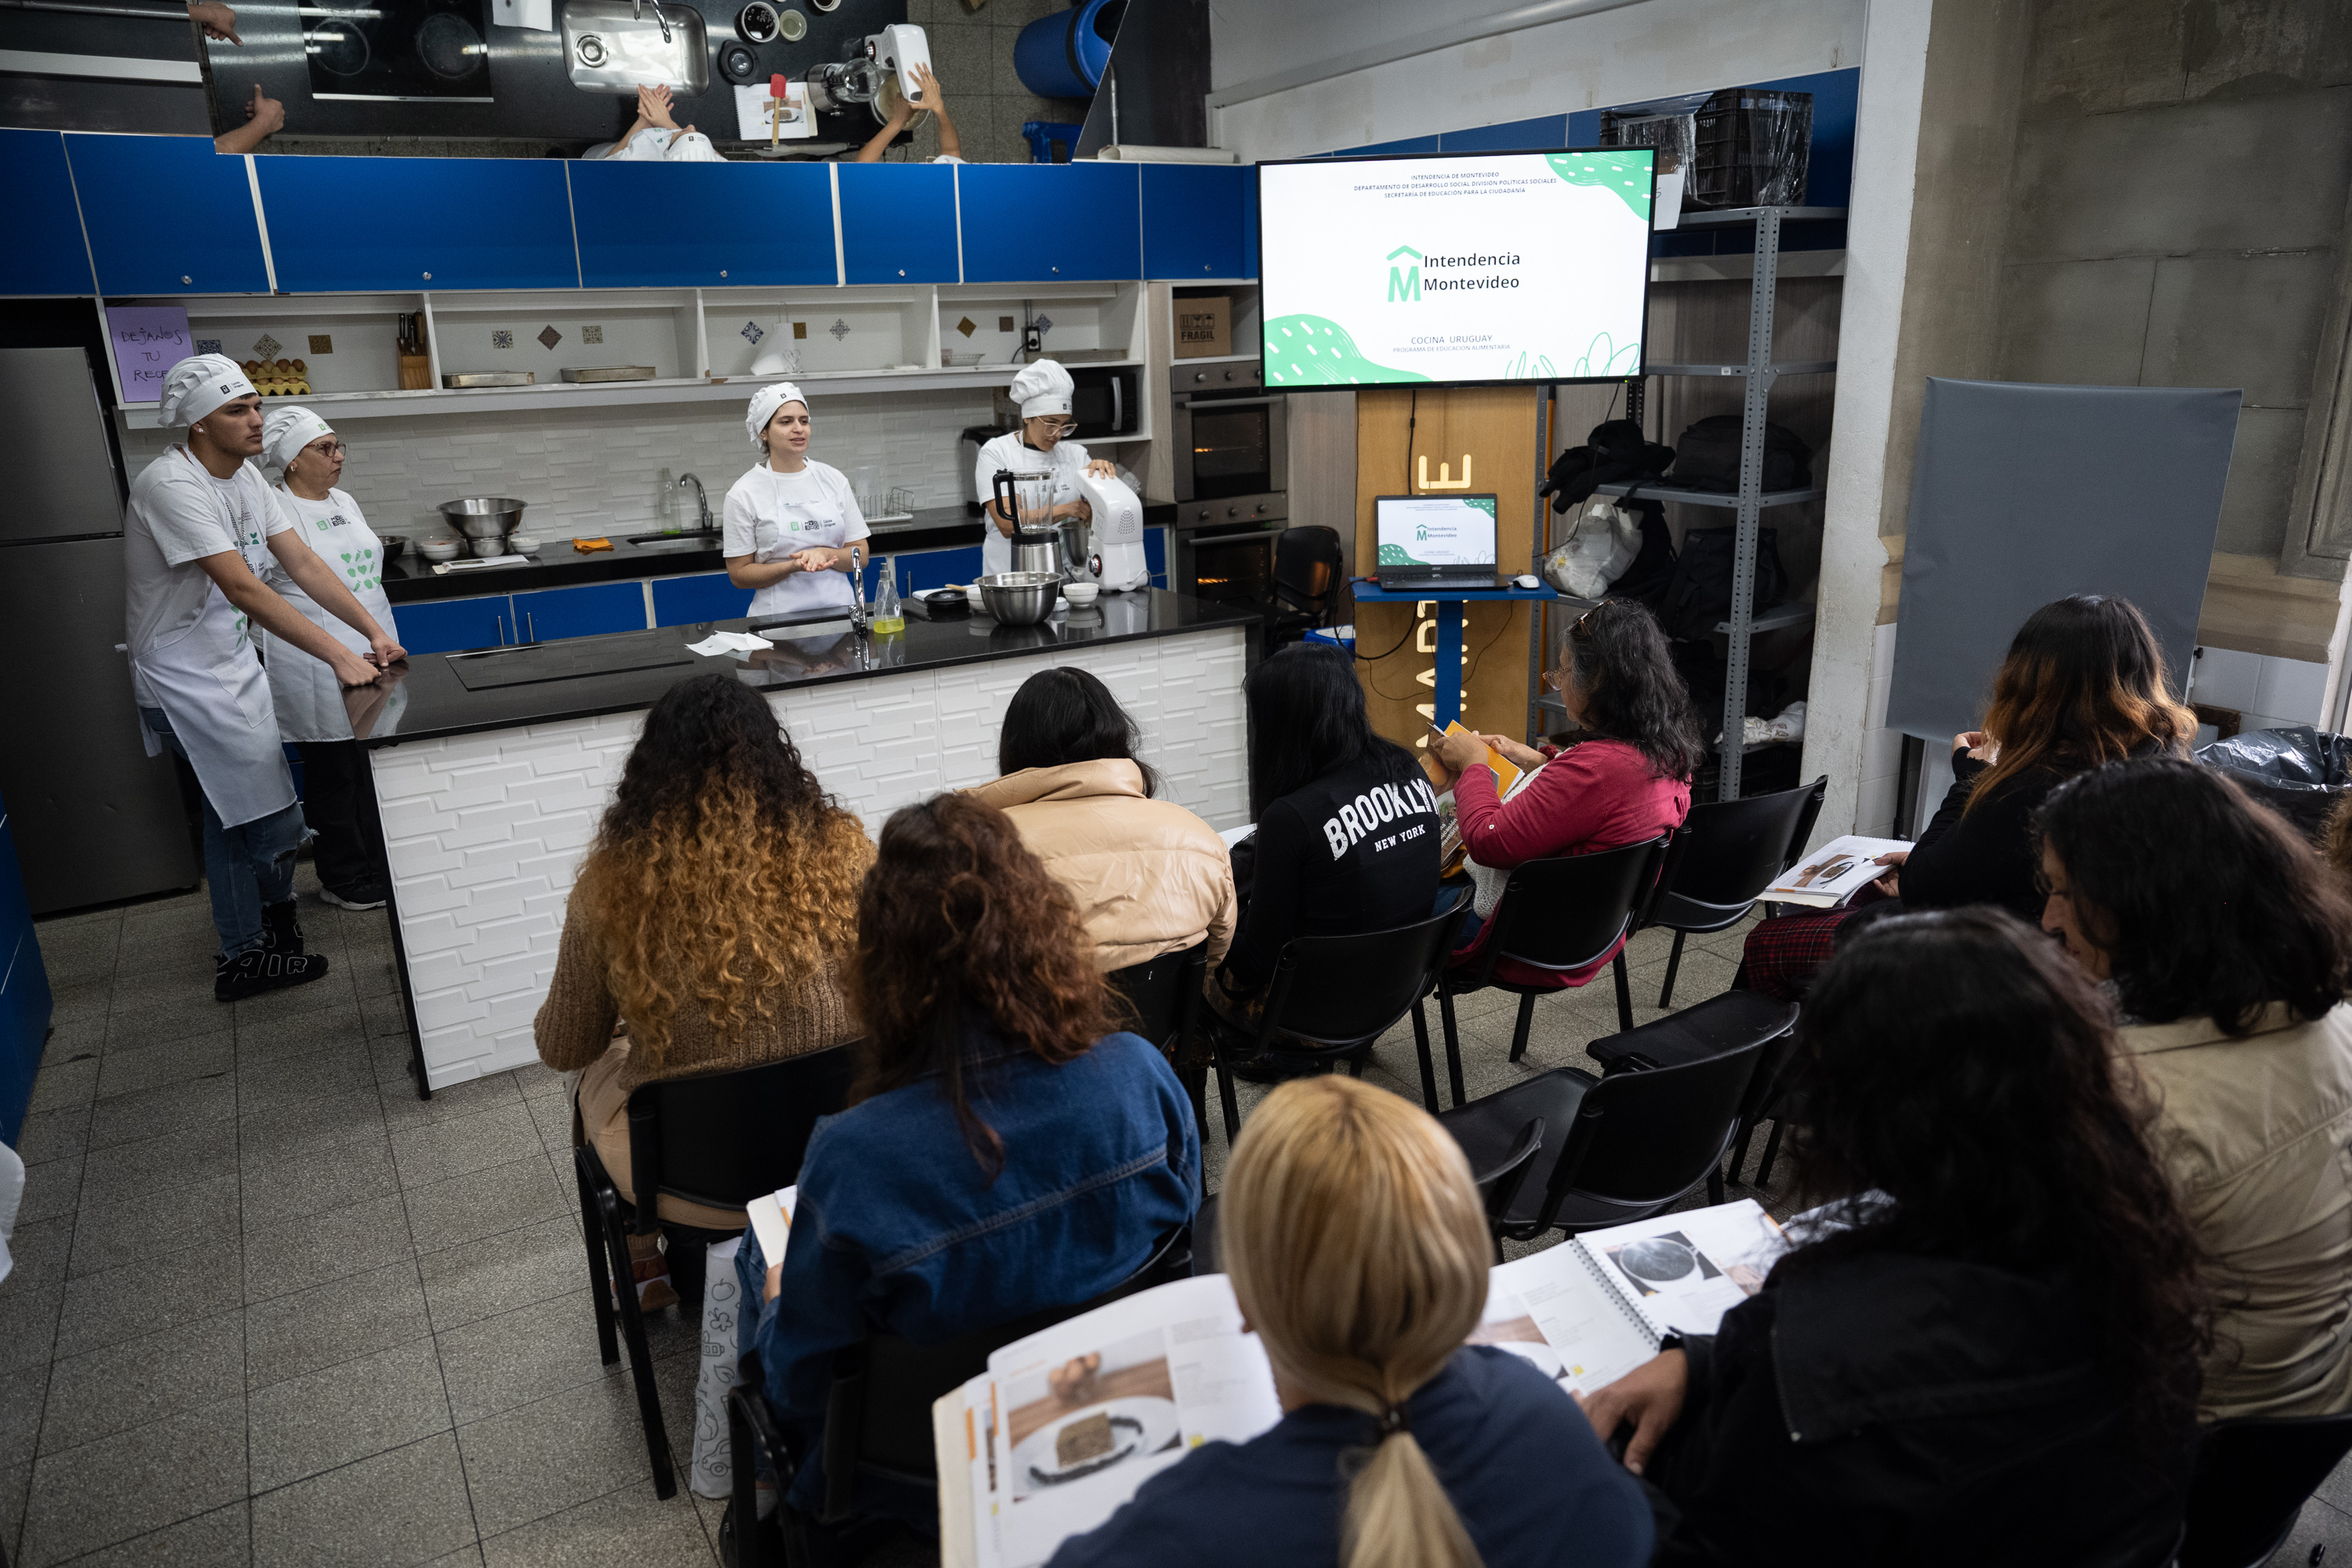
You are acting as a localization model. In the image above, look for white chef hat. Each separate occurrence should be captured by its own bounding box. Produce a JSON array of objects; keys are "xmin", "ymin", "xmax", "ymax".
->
[
  {"xmin": 1010, "ymin": 358, "xmax": 1073, "ymax": 419},
  {"xmin": 745, "ymin": 382, "xmax": 808, "ymax": 448},
  {"xmin": 666, "ymin": 130, "xmax": 727, "ymax": 163},
  {"xmin": 158, "ymin": 354, "xmax": 256, "ymax": 427},
  {"xmin": 263, "ymin": 405, "xmax": 336, "ymax": 471}
]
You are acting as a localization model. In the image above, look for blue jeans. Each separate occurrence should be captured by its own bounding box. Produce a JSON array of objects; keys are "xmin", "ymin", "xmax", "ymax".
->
[{"xmin": 143, "ymin": 706, "xmax": 307, "ymax": 959}]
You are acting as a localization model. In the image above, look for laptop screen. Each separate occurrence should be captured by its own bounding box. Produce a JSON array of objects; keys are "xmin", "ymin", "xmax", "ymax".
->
[{"xmin": 1375, "ymin": 495, "xmax": 1499, "ymax": 574}]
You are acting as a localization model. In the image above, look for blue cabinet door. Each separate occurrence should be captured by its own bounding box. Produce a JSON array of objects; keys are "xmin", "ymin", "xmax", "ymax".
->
[
  {"xmin": 651, "ymin": 572, "xmax": 754, "ymax": 627},
  {"xmin": 899, "ymin": 546, "xmax": 983, "ymax": 594},
  {"xmin": 570, "ymin": 160, "xmax": 836, "ymax": 288},
  {"xmin": 838, "ymin": 163, "xmax": 961, "ymax": 284},
  {"xmin": 513, "ymin": 582, "xmax": 648, "ymax": 642},
  {"xmin": 958, "ymin": 163, "xmax": 1141, "ymax": 282},
  {"xmin": 64, "ymin": 135, "xmax": 270, "ymax": 296},
  {"xmin": 2, "ymin": 131, "xmax": 96, "ymax": 296},
  {"xmin": 1145, "ymin": 525, "xmax": 1169, "ymax": 589},
  {"xmin": 1142, "ymin": 165, "xmax": 1258, "ymax": 281},
  {"xmin": 394, "ymin": 595, "xmax": 511, "ymax": 655},
  {"xmin": 256, "ymin": 158, "xmax": 579, "ymax": 292}
]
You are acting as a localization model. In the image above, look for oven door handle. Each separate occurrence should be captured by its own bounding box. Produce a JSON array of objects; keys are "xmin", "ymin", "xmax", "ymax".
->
[
  {"xmin": 1174, "ymin": 394, "xmax": 1283, "ymax": 408},
  {"xmin": 1110, "ymin": 377, "xmax": 1123, "ymax": 432}
]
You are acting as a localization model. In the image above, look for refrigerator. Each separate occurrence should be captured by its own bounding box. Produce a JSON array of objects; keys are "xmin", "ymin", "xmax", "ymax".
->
[{"xmin": 0, "ymin": 345, "xmax": 201, "ymax": 913}]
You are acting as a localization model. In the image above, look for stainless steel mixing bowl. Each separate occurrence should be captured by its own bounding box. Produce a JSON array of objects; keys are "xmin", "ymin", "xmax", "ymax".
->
[
  {"xmin": 975, "ymin": 571, "xmax": 1062, "ymax": 626},
  {"xmin": 437, "ymin": 497, "xmax": 528, "ymax": 539}
]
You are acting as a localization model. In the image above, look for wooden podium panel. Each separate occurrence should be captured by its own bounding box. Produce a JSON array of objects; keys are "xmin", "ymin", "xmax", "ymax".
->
[{"xmin": 1352, "ymin": 387, "xmax": 1542, "ymax": 764}]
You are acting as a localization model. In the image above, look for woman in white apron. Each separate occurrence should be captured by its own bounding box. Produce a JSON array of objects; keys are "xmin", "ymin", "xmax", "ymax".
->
[
  {"xmin": 722, "ymin": 383, "xmax": 871, "ymax": 619},
  {"xmin": 125, "ymin": 355, "xmax": 401, "ymax": 1001},
  {"xmin": 258, "ymin": 406, "xmax": 407, "ymax": 912},
  {"xmin": 971, "ymin": 358, "xmax": 1119, "ymax": 578}
]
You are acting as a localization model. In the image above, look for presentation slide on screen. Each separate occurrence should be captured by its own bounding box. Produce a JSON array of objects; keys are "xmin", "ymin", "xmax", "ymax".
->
[
  {"xmin": 1378, "ymin": 496, "xmax": 1497, "ymax": 568},
  {"xmin": 1259, "ymin": 150, "xmax": 1653, "ymax": 387}
]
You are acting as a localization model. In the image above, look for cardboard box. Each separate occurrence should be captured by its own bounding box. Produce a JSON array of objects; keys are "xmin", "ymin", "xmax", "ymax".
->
[{"xmin": 1174, "ymin": 296, "xmax": 1231, "ymax": 359}]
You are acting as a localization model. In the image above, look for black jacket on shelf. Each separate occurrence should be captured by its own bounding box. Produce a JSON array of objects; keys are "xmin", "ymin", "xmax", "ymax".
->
[{"xmin": 1646, "ymin": 1248, "xmax": 2193, "ymax": 1567}]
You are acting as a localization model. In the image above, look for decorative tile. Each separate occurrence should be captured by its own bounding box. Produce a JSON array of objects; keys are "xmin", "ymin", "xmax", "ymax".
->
[
  {"xmin": 251, "ymin": 332, "xmax": 281, "ymax": 361},
  {"xmin": 739, "ymin": 319, "xmax": 764, "ymax": 345},
  {"xmin": 535, "ymin": 325, "xmax": 562, "ymax": 350},
  {"xmin": 826, "ymin": 318, "xmax": 851, "ymax": 341},
  {"xmin": 579, "ymin": 325, "xmax": 602, "ymax": 345},
  {"xmin": 492, "ymin": 330, "xmax": 514, "ymax": 350}
]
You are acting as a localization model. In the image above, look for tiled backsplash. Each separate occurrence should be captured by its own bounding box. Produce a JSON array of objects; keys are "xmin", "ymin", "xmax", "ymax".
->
[{"xmin": 118, "ymin": 386, "xmax": 999, "ymax": 542}]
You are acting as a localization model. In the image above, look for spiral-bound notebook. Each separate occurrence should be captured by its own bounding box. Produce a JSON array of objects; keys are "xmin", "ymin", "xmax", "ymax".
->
[{"xmin": 934, "ymin": 1199, "xmax": 1786, "ymax": 1568}]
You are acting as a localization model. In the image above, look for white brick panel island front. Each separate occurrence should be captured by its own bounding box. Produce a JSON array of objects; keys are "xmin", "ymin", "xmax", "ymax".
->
[{"xmin": 354, "ymin": 592, "xmax": 1257, "ymax": 1091}]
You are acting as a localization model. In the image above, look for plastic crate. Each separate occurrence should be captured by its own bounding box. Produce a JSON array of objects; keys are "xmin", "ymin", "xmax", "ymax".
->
[{"xmin": 1689, "ymin": 88, "xmax": 1812, "ymax": 209}]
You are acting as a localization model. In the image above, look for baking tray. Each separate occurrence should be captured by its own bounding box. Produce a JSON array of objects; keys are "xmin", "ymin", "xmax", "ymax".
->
[
  {"xmin": 561, "ymin": 367, "xmax": 659, "ymax": 383},
  {"xmin": 442, "ymin": 372, "xmax": 535, "ymax": 388}
]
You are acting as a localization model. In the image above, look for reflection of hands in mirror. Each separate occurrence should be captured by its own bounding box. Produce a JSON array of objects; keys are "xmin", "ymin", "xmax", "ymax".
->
[
  {"xmin": 1047, "ymin": 1353, "xmax": 1102, "ymax": 1408},
  {"xmin": 909, "ymin": 62, "xmax": 942, "ymax": 111},
  {"xmin": 189, "ymin": 2, "xmax": 240, "ymax": 42}
]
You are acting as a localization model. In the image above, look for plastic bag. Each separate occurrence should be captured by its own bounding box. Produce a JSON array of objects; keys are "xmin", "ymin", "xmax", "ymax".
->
[
  {"xmin": 1544, "ymin": 499, "xmax": 1641, "ymax": 600},
  {"xmin": 2195, "ymin": 726, "xmax": 2352, "ymax": 840}
]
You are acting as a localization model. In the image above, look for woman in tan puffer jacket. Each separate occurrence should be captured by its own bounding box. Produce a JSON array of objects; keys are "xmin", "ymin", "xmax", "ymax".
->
[{"xmin": 967, "ymin": 667, "xmax": 1236, "ymax": 973}]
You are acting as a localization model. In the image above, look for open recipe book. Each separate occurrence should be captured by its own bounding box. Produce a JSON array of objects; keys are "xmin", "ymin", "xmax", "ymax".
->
[
  {"xmin": 1760, "ymin": 834, "xmax": 1912, "ymax": 909},
  {"xmin": 938, "ymin": 1199, "xmax": 1785, "ymax": 1568}
]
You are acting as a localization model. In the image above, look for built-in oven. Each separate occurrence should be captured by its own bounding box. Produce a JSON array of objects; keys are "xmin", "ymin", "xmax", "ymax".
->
[
  {"xmin": 1170, "ymin": 361, "xmax": 1287, "ymax": 530},
  {"xmin": 306, "ymin": 0, "xmax": 493, "ymax": 103},
  {"xmin": 1174, "ymin": 521, "xmax": 1285, "ymax": 613}
]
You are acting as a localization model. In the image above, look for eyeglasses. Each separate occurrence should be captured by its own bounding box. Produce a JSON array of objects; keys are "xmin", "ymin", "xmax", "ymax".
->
[
  {"xmin": 1033, "ymin": 419, "xmax": 1078, "ymax": 438},
  {"xmin": 306, "ymin": 441, "xmax": 350, "ymax": 460},
  {"xmin": 1567, "ymin": 601, "xmax": 1612, "ymax": 641}
]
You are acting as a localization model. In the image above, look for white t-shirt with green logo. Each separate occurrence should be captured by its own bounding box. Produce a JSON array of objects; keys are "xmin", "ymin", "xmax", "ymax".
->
[
  {"xmin": 721, "ymin": 459, "xmax": 871, "ymax": 619},
  {"xmin": 258, "ymin": 484, "xmax": 399, "ymax": 742}
]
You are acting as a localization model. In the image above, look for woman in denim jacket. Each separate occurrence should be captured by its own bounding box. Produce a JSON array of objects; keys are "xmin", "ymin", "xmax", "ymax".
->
[{"xmin": 736, "ymin": 791, "xmax": 1200, "ymax": 1535}]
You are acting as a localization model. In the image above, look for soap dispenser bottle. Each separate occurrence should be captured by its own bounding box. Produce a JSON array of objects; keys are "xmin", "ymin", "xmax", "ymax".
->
[
  {"xmin": 870, "ymin": 558, "xmax": 905, "ymax": 634},
  {"xmin": 656, "ymin": 467, "xmax": 678, "ymax": 534}
]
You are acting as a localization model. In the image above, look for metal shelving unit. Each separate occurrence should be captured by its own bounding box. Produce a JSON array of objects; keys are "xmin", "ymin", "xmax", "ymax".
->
[{"xmin": 1537, "ymin": 205, "xmax": 1843, "ymax": 800}]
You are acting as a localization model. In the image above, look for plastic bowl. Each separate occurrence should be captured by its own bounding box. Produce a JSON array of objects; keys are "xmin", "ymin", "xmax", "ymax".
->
[
  {"xmin": 417, "ymin": 538, "xmax": 462, "ymax": 562},
  {"xmin": 1062, "ymin": 582, "xmax": 1100, "ymax": 606},
  {"xmin": 975, "ymin": 572, "xmax": 1062, "ymax": 626},
  {"xmin": 507, "ymin": 534, "xmax": 541, "ymax": 554}
]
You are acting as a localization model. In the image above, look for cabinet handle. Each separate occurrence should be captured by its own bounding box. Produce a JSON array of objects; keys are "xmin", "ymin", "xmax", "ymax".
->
[
  {"xmin": 720, "ymin": 270, "xmax": 728, "ymax": 278},
  {"xmin": 526, "ymin": 612, "xmax": 536, "ymax": 644},
  {"xmin": 495, "ymin": 614, "xmax": 504, "ymax": 646},
  {"xmin": 423, "ymin": 271, "xmax": 432, "ymax": 280},
  {"xmin": 180, "ymin": 274, "xmax": 191, "ymax": 285}
]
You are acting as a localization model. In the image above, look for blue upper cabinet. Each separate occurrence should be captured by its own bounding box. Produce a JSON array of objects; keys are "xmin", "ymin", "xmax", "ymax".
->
[
  {"xmin": 64, "ymin": 136, "xmax": 270, "ymax": 296},
  {"xmin": 1142, "ymin": 164, "xmax": 1258, "ymax": 281},
  {"xmin": 570, "ymin": 160, "xmax": 836, "ymax": 288},
  {"xmin": 959, "ymin": 163, "xmax": 1141, "ymax": 283},
  {"xmin": 838, "ymin": 163, "xmax": 960, "ymax": 284},
  {"xmin": 2, "ymin": 132, "xmax": 96, "ymax": 296},
  {"xmin": 256, "ymin": 158, "xmax": 578, "ymax": 292}
]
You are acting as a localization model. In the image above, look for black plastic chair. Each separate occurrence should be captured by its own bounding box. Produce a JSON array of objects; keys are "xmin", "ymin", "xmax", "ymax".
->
[
  {"xmin": 573, "ymin": 1044, "xmax": 857, "ymax": 1499},
  {"xmin": 1206, "ymin": 898, "xmax": 1467, "ymax": 1138},
  {"xmin": 1612, "ymin": 776, "xmax": 1826, "ymax": 1009},
  {"xmin": 1587, "ymin": 991, "xmax": 1800, "ymax": 1196},
  {"xmin": 1261, "ymin": 526, "xmax": 1343, "ymax": 653},
  {"xmin": 2181, "ymin": 1412, "xmax": 2352, "ymax": 1568},
  {"xmin": 1438, "ymin": 837, "xmax": 1671, "ymax": 1096},
  {"xmin": 726, "ymin": 1225, "xmax": 1194, "ymax": 1567},
  {"xmin": 1109, "ymin": 940, "xmax": 1209, "ymax": 1131},
  {"xmin": 1437, "ymin": 1019, "xmax": 1773, "ymax": 1242}
]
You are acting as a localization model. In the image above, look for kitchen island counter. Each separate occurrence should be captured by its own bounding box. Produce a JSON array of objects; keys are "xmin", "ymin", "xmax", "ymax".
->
[{"xmin": 353, "ymin": 590, "xmax": 1256, "ymax": 1091}]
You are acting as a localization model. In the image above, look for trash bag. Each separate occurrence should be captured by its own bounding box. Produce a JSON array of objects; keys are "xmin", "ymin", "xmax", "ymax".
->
[{"xmin": 2195, "ymin": 726, "xmax": 2352, "ymax": 841}]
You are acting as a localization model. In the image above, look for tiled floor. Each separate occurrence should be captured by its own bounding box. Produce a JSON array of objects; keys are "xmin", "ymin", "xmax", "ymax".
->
[{"xmin": 11, "ymin": 877, "xmax": 2352, "ymax": 1566}]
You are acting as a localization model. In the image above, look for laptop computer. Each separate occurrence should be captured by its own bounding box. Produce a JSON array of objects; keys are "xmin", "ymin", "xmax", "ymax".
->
[{"xmin": 1374, "ymin": 494, "xmax": 1503, "ymax": 590}]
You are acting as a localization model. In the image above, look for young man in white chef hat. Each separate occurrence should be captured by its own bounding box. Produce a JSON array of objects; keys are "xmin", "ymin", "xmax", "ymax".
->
[
  {"xmin": 971, "ymin": 358, "xmax": 1120, "ymax": 579},
  {"xmin": 125, "ymin": 355, "xmax": 405, "ymax": 1001}
]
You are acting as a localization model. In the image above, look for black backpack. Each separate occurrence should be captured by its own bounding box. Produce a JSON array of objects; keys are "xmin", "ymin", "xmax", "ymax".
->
[
  {"xmin": 1655, "ymin": 525, "xmax": 1787, "ymax": 642},
  {"xmin": 1539, "ymin": 419, "xmax": 1676, "ymax": 512},
  {"xmin": 1667, "ymin": 415, "xmax": 1813, "ymax": 493}
]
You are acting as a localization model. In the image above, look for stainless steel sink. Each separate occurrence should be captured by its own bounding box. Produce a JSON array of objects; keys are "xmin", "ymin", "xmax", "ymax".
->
[
  {"xmin": 626, "ymin": 533, "xmax": 720, "ymax": 551},
  {"xmin": 564, "ymin": 0, "xmax": 710, "ymax": 96}
]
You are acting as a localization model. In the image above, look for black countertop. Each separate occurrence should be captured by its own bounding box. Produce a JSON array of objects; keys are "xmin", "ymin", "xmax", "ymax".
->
[
  {"xmin": 381, "ymin": 500, "xmax": 1186, "ymax": 603},
  {"xmin": 350, "ymin": 588, "xmax": 1258, "ymax": 746}
]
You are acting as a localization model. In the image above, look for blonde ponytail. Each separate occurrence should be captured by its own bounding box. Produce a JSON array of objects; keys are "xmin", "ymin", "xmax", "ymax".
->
[{"xmin": 1223, "ymin": 1076, "xmax": 1491, "ymax": 1568}]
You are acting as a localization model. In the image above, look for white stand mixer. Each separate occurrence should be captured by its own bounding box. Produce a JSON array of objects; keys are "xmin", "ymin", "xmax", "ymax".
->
[{"xmin": 1073, "ymin": 470, "xmax": 1152, "ymax": 591}]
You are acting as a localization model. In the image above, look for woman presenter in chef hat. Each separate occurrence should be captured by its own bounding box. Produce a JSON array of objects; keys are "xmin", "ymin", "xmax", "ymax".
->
[
  {"xmin": 971, "ymin": 358, "xmax": 1119, "ymax": 579},
  {"xmin": 723, "ymin": 382, "xmax": 873, "ymax": 620}
]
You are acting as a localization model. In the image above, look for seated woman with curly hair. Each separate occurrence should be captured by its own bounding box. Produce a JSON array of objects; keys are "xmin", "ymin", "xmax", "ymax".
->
[
  {"xmin": 534, "ymin": 674, "xmax": 871, "ymax": 1310},
  {"xmin": 736, "ymin": 792, "xmax": 1200, "ymax": 1539}
]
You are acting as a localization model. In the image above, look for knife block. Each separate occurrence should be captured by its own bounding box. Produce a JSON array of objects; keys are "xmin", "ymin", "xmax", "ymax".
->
[{"xmin": 397, "ymin": 354, "xmax": 432, "ymax": 390}]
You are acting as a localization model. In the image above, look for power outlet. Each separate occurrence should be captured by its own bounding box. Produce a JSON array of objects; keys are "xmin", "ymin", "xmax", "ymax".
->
[{"xmin": 1022, "ymin": 327, "xmax": 1042, "ymax": 354}]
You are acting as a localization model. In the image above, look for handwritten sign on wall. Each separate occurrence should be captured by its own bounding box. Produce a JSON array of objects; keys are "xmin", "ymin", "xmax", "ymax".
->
[{"xmin": 106, "ymin": 305, "xmax": 191, "ymax": 405}]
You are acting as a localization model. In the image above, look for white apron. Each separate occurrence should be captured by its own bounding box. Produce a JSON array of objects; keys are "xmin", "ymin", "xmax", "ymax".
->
[
  {"xmin": 725, "ymin": 461, "xmax": 867, "ymax": 619},
  {"xmin": 260, "ymin": 485, "xmax": 399, "ymax": 743},
  {"xmin": 974, "ymin": 431, "xmax": 1091, "ymax": 578},
  {"xmin": 135, "ymin": 579, "xmax": 295, "ymax": 829}
]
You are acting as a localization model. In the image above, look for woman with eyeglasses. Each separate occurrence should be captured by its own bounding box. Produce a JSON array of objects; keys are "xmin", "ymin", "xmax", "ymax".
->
[
  {"xmin": 973, "ymin": 358, "xmax": 1119, "ymax": 579},
  {"xmin": 255, "ymin": 405, "xmax": 404, "ymax": 912},
  {"xmin": 1428, "ymin": 598, "xmax": 1700, "ymax": 986}
]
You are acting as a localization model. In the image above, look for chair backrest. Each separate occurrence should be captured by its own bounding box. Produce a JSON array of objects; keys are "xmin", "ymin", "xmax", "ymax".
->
[
  {"xmin": 1645, "ymin": 775, "xmax": 1828, "ymax": 932},
  {"xmin": 1262, "ymin": 899, "xmax": 1465, "ymax": 1051},
  {"xmin": 1477, "ymin": 1117, "xmax": 1545, "ymax": 1228},
  {"xmin": 1472, "ymin": 837, "xmax": 1670, "ymax": 980},
  {"xmin": 1107, "ymin": 941, "xmax": 1207, "ymax": 1057},
  {"xmin": 822, "ymin": 1224, "xmax": 1196, "ymax": 1518},
  {"xmin": 627, "ymin": 1044, "xmax": 857, "ymax": 1221},
  {"xmin": 1272, "ymin": 526, "xmax": 1343, "ymax": 612},
  {"xmin": 1536, "ymin": 1036, "xmax": 1769, "ymax": 1231},
  {"xmin": 2182, "ymin": 1413, "xmax": 2352, "ymax": 1568}
]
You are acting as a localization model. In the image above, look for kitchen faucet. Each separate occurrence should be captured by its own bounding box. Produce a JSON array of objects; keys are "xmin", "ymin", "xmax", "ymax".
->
[
  {"xmin": 675, "ymin": 472, "xmax": 713, "ymax": 534},
  {"xmin": 846, "ymin": 542, "xmax": 869, "ymax": 635},
  {"xmin": 633, "ymin": 0, "xmax": 673, "ymax": 43}
]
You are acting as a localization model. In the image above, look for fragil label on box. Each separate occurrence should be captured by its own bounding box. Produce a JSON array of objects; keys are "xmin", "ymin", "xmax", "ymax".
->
[{"xmin": 106, "ymin": 305, "xmax": 192, "ymax": 405}]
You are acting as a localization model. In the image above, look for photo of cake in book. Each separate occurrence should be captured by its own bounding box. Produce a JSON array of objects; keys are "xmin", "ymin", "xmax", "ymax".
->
[{"xmin": 1003, "ymin": 1328, "xmax": 1181, "ymax": 1501}]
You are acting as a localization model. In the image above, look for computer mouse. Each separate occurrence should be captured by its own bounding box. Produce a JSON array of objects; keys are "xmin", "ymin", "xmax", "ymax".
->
[{"xmin": 1512, "ymin": 573, "xmax": 1541, "ymax": 590}]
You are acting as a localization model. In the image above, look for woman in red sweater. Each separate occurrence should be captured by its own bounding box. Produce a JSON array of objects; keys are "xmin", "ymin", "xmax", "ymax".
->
[{"xmin": 1430, "ymin": 600, "xmax": 1701, "ymax": 989}]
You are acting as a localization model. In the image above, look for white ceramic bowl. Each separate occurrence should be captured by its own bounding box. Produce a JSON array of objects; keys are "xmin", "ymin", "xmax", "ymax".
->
[
  {"xmin": 507, "ymin": 533, "xmax": 541, "ymax": 554},
  {"xmin": 417, "ymin": 538, "xmax": 462, "ymax": 562},
  {"xmin": 1063, "ymin": 583, "xmax": 1100, "ymax": 606}
]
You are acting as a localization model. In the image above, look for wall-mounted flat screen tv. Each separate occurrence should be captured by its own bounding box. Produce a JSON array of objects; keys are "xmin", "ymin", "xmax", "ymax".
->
[{"xmin": 1257, "ymin": 147, "xmax": 1654, "ymax": 390}]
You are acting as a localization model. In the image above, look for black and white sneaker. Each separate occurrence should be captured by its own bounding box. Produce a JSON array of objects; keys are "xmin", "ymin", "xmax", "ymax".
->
[
  {"xmin": 320, "ymin": 883, "xmax": 389, "ymax": 912},
  {"xmin": 215, "ymin": 945, "xmax": 331, "ymax": 1003}
]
